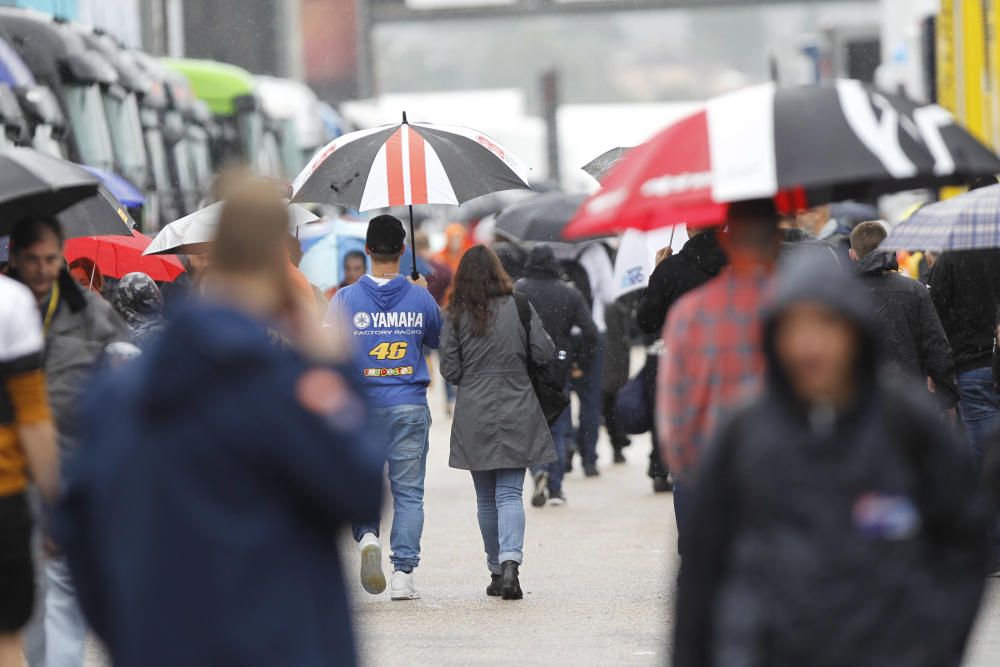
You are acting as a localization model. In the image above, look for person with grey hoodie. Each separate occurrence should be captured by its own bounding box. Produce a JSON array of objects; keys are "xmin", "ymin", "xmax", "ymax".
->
[{"xmin": 674, "ymin": 252, "xmax": 987, "ymax": 667}]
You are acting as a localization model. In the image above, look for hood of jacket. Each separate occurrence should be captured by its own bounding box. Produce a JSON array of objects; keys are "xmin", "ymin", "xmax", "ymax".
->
[
  {"xmin": 355, "ymin": 275, "xmax": 413, "ymax": 310},
  {"xmin": 856, "ymin": 249, "xmax": 899, "ymax": 277},
  {"xmin": 763, "ymin": 251, "xmax": 881, "ymax": 399},
  {"xmin": 523, "ymin": 245, "xmax": 561, "ymax": 280},
  {"xmin": 680, "ymin": 231, "xmax": 728, "ymax": 278}
]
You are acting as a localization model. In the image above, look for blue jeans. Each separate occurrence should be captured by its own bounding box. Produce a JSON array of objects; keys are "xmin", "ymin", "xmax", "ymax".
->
[
  {"xmin": 24, "ymin": 557, "xmax": 87, "ymax": 667},
  {"xmin": 531, "ymin": 407, "xmax": 570, "ymax": 495},
  {"xmin": 956, "ymin": 367, "xmax": 1000, "ymax": 462},
  {"xmin": 571, "ymin": 333, "xmax": 606, "ymax": 466},
  {"xmin": 471, "ymin": 468, "xmax": 526, "ymax": 573},
  {"xmin": 352, "ymin": 404, "xmax": 431, "ymax": 573}
]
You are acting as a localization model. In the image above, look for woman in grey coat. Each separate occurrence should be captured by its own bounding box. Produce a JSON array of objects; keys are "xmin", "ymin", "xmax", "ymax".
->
[{"xmin": 440, "ymin": 246, "xmax": 557, "ymax": 600}]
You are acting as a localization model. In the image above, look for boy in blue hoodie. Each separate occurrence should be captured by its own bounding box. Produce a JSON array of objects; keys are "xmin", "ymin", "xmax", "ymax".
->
[{"xmin": 327, "ymin": 215, "xmax": 443, "ymax": 600}]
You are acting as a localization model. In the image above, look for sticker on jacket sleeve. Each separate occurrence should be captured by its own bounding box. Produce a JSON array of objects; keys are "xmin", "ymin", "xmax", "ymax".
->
[
  {"xmin": 364, "ymin": 366, "xmax": 414, "ymax": 378},
  {"xmin": 853, "ymin": 492, "xmax": 921, "ymax": 541}
]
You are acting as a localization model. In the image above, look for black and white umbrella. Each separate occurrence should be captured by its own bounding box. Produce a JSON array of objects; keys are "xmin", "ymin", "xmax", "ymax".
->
[
  {"xmin": 567, "ymin": 80, "xmax": 1000, "ymax": 238},
  {"xmin": 0, "ymin": 148, "xmax": 102, "ymax": 236},
  {"xmin": 291, "ymin": 113, "xmax": 531, "ymax": 277},
  {"xmin": 582, "ymin": 146, "xmax": 632, "ymax": 183}
]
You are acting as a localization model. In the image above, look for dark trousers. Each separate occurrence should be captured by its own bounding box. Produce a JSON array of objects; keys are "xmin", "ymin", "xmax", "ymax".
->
[
  {"xmin": 602, "ymin": 390, "xmax": 630, "ymax": 451},
  {"xmin": 571, "ymin": 333, "xmax": 606, "ymax": 466},
  {"xmin": 672, "ymin": 479, "xmax": 691, "ymax": 557}
]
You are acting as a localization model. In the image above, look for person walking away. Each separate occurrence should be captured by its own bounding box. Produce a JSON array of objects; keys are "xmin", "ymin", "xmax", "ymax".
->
[
  {"xmin": 7, "ymin": 217, "xmax": 127, "ymax": 667},
  {"xmin": 109, "ymin": 273, "xmax": 167, "ymax": 349},
  {"xmin": 637, "ymin": 226, "xmax": 727, "ymax": 493},
  {"xmin": 440, "ymin": 246, "xmax": 557, "ymax": 599},
  {"xmin": 415, "ymin": 231, "xmax": 452, "ymax": 306},
  {"xmin": 569, "ymin": 242, "xmax": 615, "ymax": 476},
  {"xmin": 55, "ymin": 189, "xmax": 383, "ymax": 667},
  {"xmin": 658, "ymin": 201, "xmax": 779, "ymax": 555},
  {"xmin": 602, "ymin": 298, "xmax": 632, "ymax": 463},
  {"xmin": 327, "ymin": 215, "xmax": 443, "ymax": 600},
  {"xmin": 673, "ymin": 252, "xmax": 988, "ymax": 667},
  {"xmin": 515, "ymin": 245, "xmax": 596, "ymax": 507},
  {"xmin": 849, "ymin": 222, "xmax": 958, "ymax": 411},
  {"xmin": 0, "ymin": 275, "xmax": 59, "ymax": 667}
]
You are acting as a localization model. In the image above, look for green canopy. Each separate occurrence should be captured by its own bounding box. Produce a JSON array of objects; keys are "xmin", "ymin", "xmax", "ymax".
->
[{"xmin": 160, "ymin": 58, "xmax": 256, "ymax": 116}]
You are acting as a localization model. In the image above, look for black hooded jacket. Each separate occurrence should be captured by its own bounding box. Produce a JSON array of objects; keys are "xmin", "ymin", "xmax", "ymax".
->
[
  {"xmin": 637, "ymin": 231, "xmax": 727, "ymax": 335},
  {"xmin": 856, "ymin": 250, "xmax": 958, "ymax": 409},
  {"xmin": 674, "ymin": 254, "xmax": 987, "ymax": 667},
  {"xmin": 929, "ymin": 249, "xmax": 1000, "ymax": 373},
  {"xmin": 515, "ymin": 245, "xmax": 596, "ymax": 366}
]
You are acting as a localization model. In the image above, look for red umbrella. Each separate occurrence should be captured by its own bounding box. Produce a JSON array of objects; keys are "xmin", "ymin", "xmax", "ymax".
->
[
  {"xmin": 65, "ymin": 230, "xmax": 185, "ymax": 283},
  {"xmin": 564, "ymin": 81, "xmax": 1000, "ymax": 239}
]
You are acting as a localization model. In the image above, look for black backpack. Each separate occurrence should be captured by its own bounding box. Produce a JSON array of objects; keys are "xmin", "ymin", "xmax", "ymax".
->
[{"xmin": 512, "ymin": 293, "xmax": 571, "ymax": 425}]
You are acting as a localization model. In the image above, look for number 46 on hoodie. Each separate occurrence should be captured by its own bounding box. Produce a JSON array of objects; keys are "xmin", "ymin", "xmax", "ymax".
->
[{"xmin": 369, "ymin": 342, "xmax": 408, "ymax": 361}]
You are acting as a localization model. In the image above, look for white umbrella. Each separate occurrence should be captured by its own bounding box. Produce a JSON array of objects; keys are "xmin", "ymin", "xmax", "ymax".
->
[
  {"xmin": 611, "ymin": 226, "xmax": 687, "ymax": 301},
  {"xmin": 144, "ymin": 200, "xmax": 319, "ymax": 255}
]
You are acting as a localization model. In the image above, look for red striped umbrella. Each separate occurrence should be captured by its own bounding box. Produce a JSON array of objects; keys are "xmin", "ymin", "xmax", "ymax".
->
[
  {"xmin": 564, "ymin": 81, "xmax": 1000, "ymax": 239},
  {"xmin": 291, "ymin": 113, "xmax": 531, "ymax": 277}
]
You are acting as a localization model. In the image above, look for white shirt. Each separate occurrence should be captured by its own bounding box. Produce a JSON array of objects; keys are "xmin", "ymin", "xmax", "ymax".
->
[{"xmin": 0, "ymin": 274, "xmax": 44, "ymax": 363}]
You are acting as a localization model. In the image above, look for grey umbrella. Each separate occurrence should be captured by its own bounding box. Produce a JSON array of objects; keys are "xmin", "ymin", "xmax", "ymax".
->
[
  {"xmin": 582, "ymin": 146, "xmax": 633, "ymax": 183},
  {"xmin": 494, "ymin": 191, "xmax": 592, "ymax": 243},
  {"xmin": 0, "ymin": 148, "xmax": 101, "ymax": 236}
]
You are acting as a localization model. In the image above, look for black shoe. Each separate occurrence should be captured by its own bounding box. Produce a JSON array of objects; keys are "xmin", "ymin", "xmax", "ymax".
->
[
  {"xmin": 500, "ymin": 560, "xmax": 523, "ymax": 600},
  {"xmin": 531, "ymin": 470, "xmax": 549, "ymax": 508},
  {"xmin": 613, "ymin": 450, "xmax": 627, "ymax": 464},
  {"xmin": 583, "ymin": 464, "xmax": 600, "ymax": 477},
  {"xmin": 652, "ymin": 475, "xmax": 673, "ymax": 493},
  {"xmin": 486, "ymin": 573, "xmax": 503, "ymax": 596}
]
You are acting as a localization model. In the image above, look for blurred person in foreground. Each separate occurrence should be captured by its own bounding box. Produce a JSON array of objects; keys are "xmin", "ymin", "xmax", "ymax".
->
[
  {"xmin": 657, "ymin": 200, "xmax": 780, "ymax": 555},
  {"xmin": 7, "ymin": 217, "xmax": 127, "ymax": 667},
  {"xmin": 673, "ymin": 253, "xmax": 987, "ymax": 667},
  {"xmin": 109, "ymin": 272, "xmax": 166, "ymax": 349},
  {"xmin": 0, "ymin": 275, "xmax": 59, "ymax": 667},
  {"xmin": 849, "ymin": 221, "xmax": 958, "ymax": 412},
  {"xmin": 441, "ymin": 246, "xmax": 556, "ymax": 599},
  {"xmin": 55, "ymin": 190, "xmax": 383, "ymax": 667},
  {"xmin": 515, "ymin": 245, "xmax": 596, "ymax": 507},
  {"xmin": 327, "ymin": 215, "xmax": 443, "ymax": 601},
  {"xmin": 638, "ymin": 225, "xmax": 728, "ymax": 492}
]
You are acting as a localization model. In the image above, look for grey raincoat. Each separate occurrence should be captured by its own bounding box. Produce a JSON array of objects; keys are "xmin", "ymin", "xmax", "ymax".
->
[{"xmin": 440, "ymin": 295, "xmax": 557, "ymax": 471}]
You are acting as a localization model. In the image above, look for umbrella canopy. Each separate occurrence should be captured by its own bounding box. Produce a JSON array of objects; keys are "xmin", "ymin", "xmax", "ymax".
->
[
  {"xmin": 0, "ymin": 147, "xmax": 100, "ymax": 236},
  {"xmin": 144, "ymin": 200, "xmax": 319, "ymax": 256},
  {"xmin": 881, "ymin": 184, "xmax": 1000, "ymax": 251},
  {"xmin": 56, "ymin": 185, "xmax": 135, "ymax": 240},
  {"xmin": 299, "ymin": 218, "xmax": 369, "ymax": 290},
  {"xmin": 291, "ymin": 118, "xmax": 532, "ymax": 211},
  {"xmin": 65, "ymin": 230, "xmax": 185, "ymax": 282},
  {"xmin": 582, "ymin": 146, "xmax": 632, "ymax": 183},
  {"xmin": 80, "ymin": 165, "xmax": 145, "ymax": 209},
  {"xmin": 495, "ymin": 191, "xmax": 590, "ymax": 243},
  {"xmin": 565, "ymin": 81, "xmax": 1000, "ymax": 239}
]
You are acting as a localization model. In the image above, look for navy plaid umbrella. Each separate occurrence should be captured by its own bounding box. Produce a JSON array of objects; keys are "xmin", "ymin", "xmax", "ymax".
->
[{"xmin": 882, "ymin": 185, "xmax": 1000, "ymax": 251}]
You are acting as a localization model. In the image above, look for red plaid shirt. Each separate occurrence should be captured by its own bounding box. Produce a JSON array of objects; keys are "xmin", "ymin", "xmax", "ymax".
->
[{"xmin": 657, "ymin": 267, "xmax": 772, "ymax": 483}]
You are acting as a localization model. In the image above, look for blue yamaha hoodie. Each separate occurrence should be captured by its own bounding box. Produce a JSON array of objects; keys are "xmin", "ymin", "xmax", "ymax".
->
[{"xmin": 329, "ymin": 275, "xmax": 442, "ymax": 408}]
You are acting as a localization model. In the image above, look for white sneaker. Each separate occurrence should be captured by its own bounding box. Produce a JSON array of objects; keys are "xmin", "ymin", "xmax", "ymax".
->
[
  {"xmin": 390, "ymin": 570, "xmax": 421, "ymax": 600},
  {"xmin": 358, "ymin": 533, "xmax": 386, "ymax": 595}
]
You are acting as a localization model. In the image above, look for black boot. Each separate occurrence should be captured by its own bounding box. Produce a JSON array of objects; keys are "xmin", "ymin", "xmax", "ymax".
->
[
  {"xmin": 500, "ymin": 560, "xmax": 523, "ymax": 600},
  {"xmin": 486, "ymin": 573, "xmax": 502, "ymax": 597}
]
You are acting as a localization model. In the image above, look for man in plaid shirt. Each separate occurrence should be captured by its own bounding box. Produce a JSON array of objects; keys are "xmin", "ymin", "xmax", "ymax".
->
[{"xmin": 657, "ymin": 199, "xmax": 782, "ymax": 554}]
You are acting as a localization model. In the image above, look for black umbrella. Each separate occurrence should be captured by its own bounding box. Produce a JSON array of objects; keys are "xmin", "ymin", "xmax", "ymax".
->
[
  {"xmin": 582, "ymin": 146, "xmax": 632, "ymax": 183},
  {"xmin": 56, "ymin": 185, "xmax": 135, "ymax": 239},
  {"xmin": 0, "ymin": 148, "xmax": 100, "ymax": 236},
  {"xmin": 494, "ymin": 191, "xmax": 591, "ymax": 243}
]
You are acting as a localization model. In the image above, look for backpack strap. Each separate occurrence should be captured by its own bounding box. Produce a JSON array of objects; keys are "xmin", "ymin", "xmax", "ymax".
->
[{"xmin": 512, "ymin": 292, "xmax": 531, "ymax": 337}]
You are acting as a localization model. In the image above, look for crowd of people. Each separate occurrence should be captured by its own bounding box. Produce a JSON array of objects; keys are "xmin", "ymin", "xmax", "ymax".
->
[{"xmin": 4, "ymin": 165, "xmax": 1000, "ymax": 666}]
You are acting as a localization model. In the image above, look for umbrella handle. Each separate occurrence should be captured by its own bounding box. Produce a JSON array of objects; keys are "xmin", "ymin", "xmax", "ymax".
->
[{"xmin": 408, "ymin": 205, "xmax": 420, "ymax": 281}]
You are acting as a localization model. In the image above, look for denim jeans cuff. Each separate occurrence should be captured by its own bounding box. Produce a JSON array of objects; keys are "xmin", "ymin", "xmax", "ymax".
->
[
  {"xmin": 498, "ymin": 551, "xmax": 523, "ymax": 565},
  {"xmin": 488, "ymin": 562, "xmax": 502, "ymax": 575}
]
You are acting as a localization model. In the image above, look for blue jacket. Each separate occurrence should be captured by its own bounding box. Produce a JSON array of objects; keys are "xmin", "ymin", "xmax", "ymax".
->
[
  {"xmin": 330, "ymin": 275, "xmax": 442, "ymax": 408},
  {"xmin": 56, "ymin": 304, "xmax": 383, "ymax": 667}
]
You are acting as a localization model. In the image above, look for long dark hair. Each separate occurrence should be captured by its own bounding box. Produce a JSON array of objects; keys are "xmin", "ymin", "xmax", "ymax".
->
[{"xmin": 448, "ymin": 245, "xmax": 514, "ymax": 337}]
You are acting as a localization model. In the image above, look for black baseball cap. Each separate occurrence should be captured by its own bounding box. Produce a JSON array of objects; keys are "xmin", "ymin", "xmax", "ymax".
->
[{"xmin": 366, "ymin": 215, "xmax": 406, "ymax": 255}]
